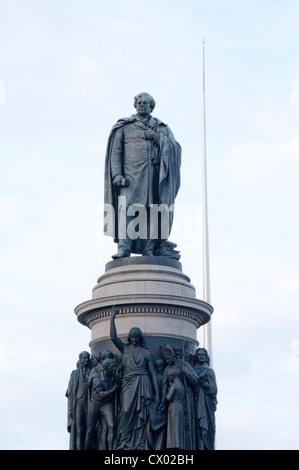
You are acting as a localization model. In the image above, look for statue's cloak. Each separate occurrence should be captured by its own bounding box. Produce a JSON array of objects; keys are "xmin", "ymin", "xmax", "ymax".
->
[{"xmin": 103, "ymin": 115, "xmax": 181, "ymax": 245}]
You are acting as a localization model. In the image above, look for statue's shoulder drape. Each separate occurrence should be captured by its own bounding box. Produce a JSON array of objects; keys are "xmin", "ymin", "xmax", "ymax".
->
[
  {"xmin": 104, "ymin": 115, "xmax": 181, "ymax": 242},
  {"xmin": 104, "ymin": 116, "xmax": 136, "ymax": 241}
]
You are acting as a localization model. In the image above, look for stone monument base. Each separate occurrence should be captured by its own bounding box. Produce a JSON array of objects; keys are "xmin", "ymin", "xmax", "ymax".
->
[{"xmin": 75, "ymin": 256, "xmax": 213, "ymax": 359}]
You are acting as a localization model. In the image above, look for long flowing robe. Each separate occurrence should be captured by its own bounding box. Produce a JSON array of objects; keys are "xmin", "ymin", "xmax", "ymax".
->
[
  {"xmin": 65, "ymin": 367, "xmax": 90, "ymax": 450},
  {"xmin": 194, "ymin": 363, "xmax": 218, "ymax": 450},
  {"xmin": 166, "ymin": 379, "xmax": 185, "ymax": 449},
  {"xmin": 162, "ymin": 359, "xmax": 198, "ymax": 450},
  {"xmin": 116, "ymin": 345, "xmax": 157, "ymax": 450}
]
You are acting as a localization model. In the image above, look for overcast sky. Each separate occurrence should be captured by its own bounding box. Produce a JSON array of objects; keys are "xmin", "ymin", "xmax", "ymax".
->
[{"xmin": 0, "ymin": 0, "xmax": 299, "ymax": 450}]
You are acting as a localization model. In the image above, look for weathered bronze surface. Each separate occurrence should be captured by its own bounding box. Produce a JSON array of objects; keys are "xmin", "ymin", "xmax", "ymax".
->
[
  {"xmin": 67, "ymin": 310, "xmax": 217, "ymax": 450},
  {"xmin": 68, "ymin": 94, "xmax": 217, "ymax": 451},
  {"xmin": 104, "ymin": 92, "xmax": 181, "ymax": 260}
]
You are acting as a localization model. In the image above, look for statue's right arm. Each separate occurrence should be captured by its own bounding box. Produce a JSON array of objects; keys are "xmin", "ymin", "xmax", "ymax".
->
[
  {"xmin": 66, "ymin": 373, "xmax": 74, "ymax": 417},
  {"xmin": 159, "ymin": 373, "xmax": 168, "ymax": 412},
  {"xmin": 110, "ymin": 128, "xmax": 124, "ymax": 180},
  {"xmin": 165, "ymin": 383, "xmax": 175, "ymax": 402},
  {"xmin": 110, "ymin": 309, "xmax": 124, "ymax": 354}
]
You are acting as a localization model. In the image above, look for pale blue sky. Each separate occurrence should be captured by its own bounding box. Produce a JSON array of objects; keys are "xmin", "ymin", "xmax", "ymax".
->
[{"xmin": 0, "ymin": 0, "xmax": 299, "ymax": 450}]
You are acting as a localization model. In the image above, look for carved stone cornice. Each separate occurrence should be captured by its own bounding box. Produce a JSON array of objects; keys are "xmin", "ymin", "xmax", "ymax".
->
[{"xmin": 86, "ymin": 304, "xmax": 204, "ymax": 329}]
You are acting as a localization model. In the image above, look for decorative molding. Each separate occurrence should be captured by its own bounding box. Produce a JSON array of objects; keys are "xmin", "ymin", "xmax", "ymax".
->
[
  {"xmin": 89, "ymin": 332, "xmax": 200, "ymax": 348},
  {"xmin": 86, "ymin": 304, "xmax": 203, "ymax": 328}
]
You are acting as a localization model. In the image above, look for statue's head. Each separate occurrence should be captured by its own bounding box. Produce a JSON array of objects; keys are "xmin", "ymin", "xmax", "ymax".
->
[
  {"xmin": 102, "ymin": 357, "xmax": 115, "ymax": 375},
  {"xmin": 184, "ymin": 350, "xmax": 194, "ymax": 365},
  {"xmin": 195, "ymin": 348, "xmax": 208, "ymax": 364},
  {"xmin": 90, "ymin": 351, "xmax": 101, "ymax": 368},
  {"xmin": 173, "ymin": 347, "xmax": 183, "ymax": 359},
  {"xmin": 155, "ymin": 358, "xmax": 165, "ymax": 374},
  {"xmin": 134, "ymin": 92, "xmax": 155, "ymax": 117},
  {"xmin": 101, "ymin": 350, "xmax": 114, "ymax": 361},
  {"xmin": 160, "ymin": 344, "xmax": 176, "ymax": 365},
  {"xmin": 78, "ymin": 351, "xmax": 90, "ymax": 367},
  {"xmin": 128, "ymin": 327, "xmax": 145, "ymax": 347},
  {"xmin": 167, "ymin": 367, "xmax": 179, "ymax": 383}
]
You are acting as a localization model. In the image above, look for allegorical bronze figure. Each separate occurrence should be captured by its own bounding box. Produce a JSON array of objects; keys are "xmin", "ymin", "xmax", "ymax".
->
[
  {"xmin": 66, "ymin": 351, "xmax": 91, "ymax": 450},
  {"xmin": 67, "ymin": 94, "xmax": 217, "ymax": 451},
  {"xmin": 67, "ymin": 343, "xmax": 218, "ymax": 450},
  {"xmin": 193, "ymin": 348, "xmax": 218, "ymax": 450},
  {"xmin": 104, "ymin": 92, "xmax": 181, "ymax": 259},
  {"xmin": 110, "ymin": 308, "xmax": 160, "ymax": 450},
  {"xmin": 85, "ymin": 356, "xmax": 119, "ymax": 450},
  {"xmin": 165, "ymin": 367, "xmax": 185, "ymax": 449},
  {"xmin": 160, "ymin": 343, "xmax": 198, "ymax": 450}
]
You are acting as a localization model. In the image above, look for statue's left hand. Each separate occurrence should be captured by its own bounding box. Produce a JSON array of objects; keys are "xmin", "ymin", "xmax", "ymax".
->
[
  {"xmin": 145, "ymin": 129, "xmax": 158, "ymax": 142},
  {"xmin": 112, "ymin": 175, "xmax": 124, "ymax": 186},
  {"xmin": 159, "ymin": 401, "xmax": 165, "ymax": 413}
]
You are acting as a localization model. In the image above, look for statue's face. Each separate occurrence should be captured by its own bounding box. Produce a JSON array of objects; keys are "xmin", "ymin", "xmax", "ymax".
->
[
  {"xmin": 155, "ymin": 360, "xmax": 164, "ymax": 373},
  {"xmin": 129, "ymin": 332, "xmax": 141, "ymax": 346},
  {"xmin": 101, "ymin": 350, "xmax": 113, "ymax": 362},
  {"xmin": 195, "ymin": 350, "xmax": 206, "ymax": 363},
  {"xmin": 129, "ymin": 327, "xmax": 142, "ymax": 346},
  {"xmin": 90, "ymin": 355, "xmax": 100, "ymax": 368},
  {"xmin": 80, "ymin": 352, "xmax": 90, "ymax": 367},
  {"xmin": 103, "ymin": 358, "xmax": 114, "ymax": 374},
  {"xmin": 168, "ymin": 373, "xmax": 175, "ymax": 383},
  {"xmin": 167, "ymin": 367, "xmax": 178, "ymax": 383},
  {"xmin": 164, "ymin": 352, "xmax": 175, "ymax": 365},
  {"xmin": 135, "ymin": 95, "xmax": 152, "ymax": 118}
]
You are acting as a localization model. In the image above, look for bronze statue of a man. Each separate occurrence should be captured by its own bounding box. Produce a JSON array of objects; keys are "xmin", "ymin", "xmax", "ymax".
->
[
  {"xmin": 104, "ymin": 92, "xmax": 181, "ymax": 259},
  {"xmin": 66, "ymin": 351, "xmax": 91, "ymax": 450},
  {"xmin": 193, "ymin": 348, "xmax": 218, "ymax": 450}
]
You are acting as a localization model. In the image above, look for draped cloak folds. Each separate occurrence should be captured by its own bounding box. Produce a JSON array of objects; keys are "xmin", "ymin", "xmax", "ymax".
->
[
  {"xmin": 116, "ymin": 345, "xmax": 156, "ymax": 450},
  {"xmin": 103, "ymin": 115, "xmax": 181, "ymax": 251},
  {"xmin": 65, "ymin": 367, "xmax": 90, "ymax": 450},
  {"xmin": 162, "ymin": 359, "xmax": 198, "ymax": 450},
  {"xmin": 194, "ymin": 363, "xmax": 218, "ymax": 450}
]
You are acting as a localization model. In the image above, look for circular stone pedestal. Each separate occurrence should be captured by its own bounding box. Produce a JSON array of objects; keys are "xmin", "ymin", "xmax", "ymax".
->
[{"xmin": 75, "ymin": 256, "xmax": 213, "ymax": 359}]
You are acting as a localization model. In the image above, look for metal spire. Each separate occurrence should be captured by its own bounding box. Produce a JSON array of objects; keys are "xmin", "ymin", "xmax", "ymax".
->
[{"xmin": 202, "ymin": 38, "xmax": 213, "ymax": 365}]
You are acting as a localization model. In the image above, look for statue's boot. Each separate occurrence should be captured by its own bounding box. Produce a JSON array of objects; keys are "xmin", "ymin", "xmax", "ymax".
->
[
  {"xmin": 142, "ymin": 239, "xmax": 156, "ymax": 256},
  {"xmin": 112, "ymin": 241, "xmax": 131, "ymax": 259},
  {"xmin": 112, "ymin": 248, "xmax": 131, "ymax": 259}
]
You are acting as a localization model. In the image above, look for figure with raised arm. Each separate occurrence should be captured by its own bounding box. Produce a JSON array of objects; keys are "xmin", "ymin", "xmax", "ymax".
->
[{"xmin": 110, "ymin": 308, "xmax": 160, "ymax": 450}]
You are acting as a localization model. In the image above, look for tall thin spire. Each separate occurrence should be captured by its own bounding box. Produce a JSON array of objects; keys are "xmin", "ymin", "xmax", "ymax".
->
[{"xmin": 202, "ymin": 38, "xmax": 213, "ymax": 365}]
